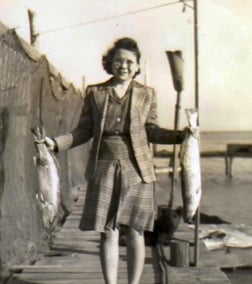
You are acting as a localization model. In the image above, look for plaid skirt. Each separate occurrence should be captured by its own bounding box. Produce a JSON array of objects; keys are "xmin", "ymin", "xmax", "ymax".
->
[{"xmin": 79, "ymin": 136, "xmax": 155, "ymax": 232}]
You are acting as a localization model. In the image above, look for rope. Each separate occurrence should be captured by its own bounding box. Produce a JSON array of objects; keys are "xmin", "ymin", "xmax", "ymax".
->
[{"xmin": 38, "ymin": 0, "xmax": 193, "ymax": 35}]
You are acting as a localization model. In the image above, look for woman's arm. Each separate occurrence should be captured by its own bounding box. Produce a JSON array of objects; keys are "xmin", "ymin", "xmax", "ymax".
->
[
  {"xmin": 146, "ymin": 125, "xmax": 186, "ymax": 145},
  {"xmin": 53, "ymin": 87, "xmax": 94, "ymax": 152},
  {"xmin": 145, "ymin": 88, "xmax": 186, "ymax": 145}
]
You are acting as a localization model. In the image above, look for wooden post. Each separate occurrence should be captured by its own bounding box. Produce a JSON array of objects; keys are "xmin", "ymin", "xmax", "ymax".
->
[
  {"xmin": 170, "ymin": 240, "xmax": 190, "ymax": 267},
  {"xmin": 82, "ymin": 76, "xmax": 86, "ymax": 97},
  {"xmin": 27, "ymin": 9, "xmax": 38, "ymax": 46},
  {"xmin": 0, "ymin": 109, "xmax": 8, "ymax": 201},
  {"xmin": 193, "ymin": 0, "xmax": 200, "ymax": 267}
]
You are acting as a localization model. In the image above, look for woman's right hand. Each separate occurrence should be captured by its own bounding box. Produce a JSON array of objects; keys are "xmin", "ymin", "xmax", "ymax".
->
[
  {"xmin": 44, "ymin": 137, "xmax": 56, "ymax": 151},
  {"xmin": 181, "ymin": 126, "xmax": 200, "ymax": 141}
]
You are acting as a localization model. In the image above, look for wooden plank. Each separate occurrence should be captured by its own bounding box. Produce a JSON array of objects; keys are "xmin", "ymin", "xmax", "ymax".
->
[
  {"xmin": 10, "ymin": 277, "xmax": 160, "ymax": 284},
  {"xmin": 37, "ymin": 255, "xmax": 101, "ymax": 266},
  {"xmin": 210, "ymin": 247, "xmax": 252, "ymax": 268},
  {"xmin": 167, "ymin": 266, "xmax": 231, "ymax": 284},
  {"xmin": 51, "ymin": 239, "xmax": 99, "ymax": 248},
  {"xmin": 11, "ymin": 265, "xmax": 160, "ymax": 283},
  {"xmin": 196, "ymin": 243, "xmax": 219, "ymax": 267},
  {"xmin": 12, "ymin": 273, "xmax": 158, "ymax": 281},
  {"xmin": 49, "ymin": 243, "xmax": 99, "ymax": 253},
  {"xmin": 154, "ymin": 150, "xmax": 227, "ymax": 158},
  {"xmin": 9, "ymin": 263, "xmax": 156, "ymax": 273},
  {"xmin": 52, "ymin": 231, "xmax": 99, "ymax": 241}
]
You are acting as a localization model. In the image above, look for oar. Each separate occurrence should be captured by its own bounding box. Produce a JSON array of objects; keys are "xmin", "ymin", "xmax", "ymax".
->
[{"xmin": 165, "ymin": 50, "xmax": 184, "ymax": 209}]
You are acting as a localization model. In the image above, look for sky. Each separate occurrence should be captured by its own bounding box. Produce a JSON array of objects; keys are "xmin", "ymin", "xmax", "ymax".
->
[{"xmin": 0, "ymin": 0, "xmax": 252, "ymax": 131}]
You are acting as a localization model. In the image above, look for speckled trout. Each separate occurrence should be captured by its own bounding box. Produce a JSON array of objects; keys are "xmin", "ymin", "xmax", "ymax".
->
[
  {"xmin": 180, "ymin": 109, "xmax": 201, "ymax": 223},
  {"xmin": 32, "ymin": 126, "xmax": 60, "ymax": 229}
]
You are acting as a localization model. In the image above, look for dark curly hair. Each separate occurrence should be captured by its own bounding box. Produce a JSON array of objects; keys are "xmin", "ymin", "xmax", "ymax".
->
[{"xmin": 102, "ymin": 37, "xmax": 141, "ymax": 76}]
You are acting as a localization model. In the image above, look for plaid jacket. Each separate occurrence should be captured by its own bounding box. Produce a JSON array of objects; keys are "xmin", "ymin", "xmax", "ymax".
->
[{"xmin": 54, "ymin": 79, "xmax": 183, "ymax": 183}]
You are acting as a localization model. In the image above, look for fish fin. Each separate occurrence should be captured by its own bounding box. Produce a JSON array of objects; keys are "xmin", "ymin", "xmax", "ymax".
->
[
  {"xmin": 33, "ymin": 156, "xmax": 38, "ymax": 166},
  {"xmin": 39, "ymin": 193, "xmax": 45, "ymax": 203},
  {"xmin": 40, "ymin": 159, "xmax": 48, "ymax": 167}
]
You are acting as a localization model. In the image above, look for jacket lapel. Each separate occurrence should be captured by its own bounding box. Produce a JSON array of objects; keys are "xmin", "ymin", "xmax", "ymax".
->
[
  {"xmin": 93, "ymin": 80, "xmax": 112, "ymax": 112},
  {"xmin": 130, "ymin": 82, "xmax": 147, "ymax": 119},
  {"xmin": 92, "ymin": 79, "xmax": 147, "ymax": 117}
]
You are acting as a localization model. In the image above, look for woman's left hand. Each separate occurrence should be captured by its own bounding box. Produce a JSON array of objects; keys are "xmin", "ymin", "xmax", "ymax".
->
[{"xmin": 182, "ymin": 126, "xmax": 200, "ymax": 140}]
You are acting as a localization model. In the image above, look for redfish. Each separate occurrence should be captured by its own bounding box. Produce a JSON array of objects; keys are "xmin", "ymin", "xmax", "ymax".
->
[
  {"xmin": 31, "ymin": 126, "xmax": 60, "ymax": 230},
  {"xmin": 180, "ymin": 109, "xmax": 201, "ymax": 223}
]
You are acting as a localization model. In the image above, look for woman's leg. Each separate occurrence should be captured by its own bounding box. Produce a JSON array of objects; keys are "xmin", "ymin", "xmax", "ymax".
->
[
  {"xmin": 100, "ymin": 228, "xmax": 119, "ymax": 284},
  {"xmin": 126, "ymin": 227, "xmax": 145, "ymax": 284}
]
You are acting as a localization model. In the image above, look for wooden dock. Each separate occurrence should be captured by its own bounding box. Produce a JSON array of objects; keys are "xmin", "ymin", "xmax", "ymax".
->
[
  {"xmin": 158, "ymin": 226, "xmax": 231, "ymax": 284},
  {"xmin": 5, "ymin": 187, "xmax": 231, "ymax": 284}
]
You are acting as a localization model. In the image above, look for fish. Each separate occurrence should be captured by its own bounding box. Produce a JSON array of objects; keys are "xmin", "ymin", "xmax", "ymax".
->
[
  {"xmin": 197, "ymin": 224, "xmax": 252, "ymax": 250},
  {"xmin": 180, "ymin": 109, "xmax": 202, "ymax": 223},
  {"xmin": 31, "ymin": 126, "xmax": 60, "ymax": 230}
]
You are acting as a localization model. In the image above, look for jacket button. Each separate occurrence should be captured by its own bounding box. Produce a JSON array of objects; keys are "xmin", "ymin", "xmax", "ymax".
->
[{"xmin": 114, "ymin": 130, "xmax": 120, "ymax": 135}]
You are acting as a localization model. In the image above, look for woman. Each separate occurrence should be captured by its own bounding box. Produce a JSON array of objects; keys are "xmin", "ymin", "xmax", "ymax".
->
[{"xmin": 46, "ymin": 37, "xmax": 187, "ymax": 284}]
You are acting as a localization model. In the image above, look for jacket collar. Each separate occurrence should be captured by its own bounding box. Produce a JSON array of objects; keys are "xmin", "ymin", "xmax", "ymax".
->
[
  {"xmin": 97, "ymin": 78, "xmax": 143, "ymax": 90},
  {"xmin": 94, "ymin": 78, "xmax": 147, "ymax": 112}
]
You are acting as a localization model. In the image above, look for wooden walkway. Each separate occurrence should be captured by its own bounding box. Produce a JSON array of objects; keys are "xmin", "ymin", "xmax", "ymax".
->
[
  {"xmin": 158, "ymin": 228, "xmax": 231, "ymax": 284},
  {"xmin": 5, "ymin": 187, "xmax": 231, "ymax": 284},
  {"xmin": 6, "ymin": 188, "xmax": 162, "ymax": 284}
]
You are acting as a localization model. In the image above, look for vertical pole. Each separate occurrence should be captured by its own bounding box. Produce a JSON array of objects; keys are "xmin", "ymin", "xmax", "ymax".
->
[
  {"xmin": 193, "ymin": 0, "xmax": 200, "ymax": 267},
  {"xmin": 39, "ymin": 78, "xmax": 44, "ymax": 127},
  {"xmin": 170, "ymin": 90, "xmax": 181, "ymax": 208},
  {"xmin": 144, "ymin": 59, "xmax": 148, "ymax": 86},
  {"xmin": 82, "ymin": 76, "xmax": 86, "ymax": 97},
  {"xmin": 27, "ymin": 9, "xmax": 38, "ymax": 46},
  {"xmin": 194, "ymin": 0, "xmax": 199, "ymax": 112}
]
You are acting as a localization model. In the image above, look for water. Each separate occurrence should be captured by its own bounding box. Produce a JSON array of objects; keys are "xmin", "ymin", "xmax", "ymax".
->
[
  {"xmin": 155, "ymin": 131, "xmax": 252, "ymax": 283},
  {"xmin": 202, "ymin": 132, "xmax": 252, "ymax": 283},
  {"xmin": 200, "ymin": 131, "xmax": 252, "ymax": 152}
]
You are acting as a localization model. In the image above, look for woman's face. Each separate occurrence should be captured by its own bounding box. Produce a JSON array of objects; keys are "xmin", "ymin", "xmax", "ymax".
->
[{"xmin": 111, "ymin": 48, "xmax": 139, "ymax": 82}]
